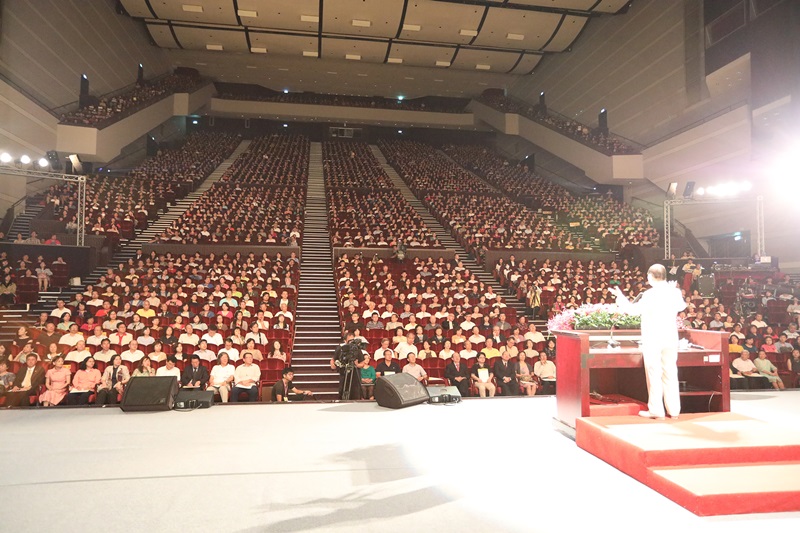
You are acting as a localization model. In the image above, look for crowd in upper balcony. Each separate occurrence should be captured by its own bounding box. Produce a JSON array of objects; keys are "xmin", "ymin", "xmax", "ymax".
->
[
  {"xmin": 566, "ymin": 195, "xmax": 659, "ymax": 248},
  {"xmin": 377, "ymin": 139, "xmax": 496, "ymax": 193},
  {"xmin": 477, "ymin": 93, "xmax": 639, "ymax": 155},
  {"xmin": 42, "ymin": 132, "xmax": 240, "ymax": 239},
  {"xmin": 59, "ymin": 73, "xmax": 207, "ymax": 128},
  {"xmin": 215, "ymin": 84, "xmax": 469, "ymax": 113}
]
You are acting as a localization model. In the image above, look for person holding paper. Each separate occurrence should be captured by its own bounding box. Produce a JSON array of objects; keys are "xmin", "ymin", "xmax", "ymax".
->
[
  {"xmin": 470, "ymin": 353, "xmax": 496, "ymax": 397},
  {"xmin": 611, "ymin": 263, "xmax": 686, "ymax": 419}
]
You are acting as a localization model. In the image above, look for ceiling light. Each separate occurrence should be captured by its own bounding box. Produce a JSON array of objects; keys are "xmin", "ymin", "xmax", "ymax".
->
[
  {"xmin": 476, "ymin": 64, "xmax": 491, "ymax": 70},
  {"xmin": 38, "ymin": 158, "xmax": 49, "ymax": 168},
  {"xmin": 238, "ymin": 9, "xmax": 258, "ymax": 18},
  {"xmin": 250, "ymin": 47, "xmax": 267, "ymax": 53},
  {"xmin": 460, "ymin": 29, "xmax": 478, "ymax": 37},
  {"xmin": 246, "ymin": 65, "xmax": 257, "ymax": 69},
  {"xmin": 327, "ymin": 71, "xmax": 337, "ymax": 75},
  {"xmin": 300, "ymin": 15, "xmax": 319, "ymax": 23},
  {"xmin": 387, "ymin": 57, "xmax": 403, "ymax": 64},
  {"xmin": 435, "ymin": 61, "xmax": 450, "ymax": 67},
  {"xmin": 278, "ymin": 68, "xmax": 289, "ymax": 71},
  {"xmin": 182, "ymin": 5, "xmax": 203, "ymax": 13},
  {"xmin": 434, "ymin": 79, "xmax": 444, "ymax": 82},
  {"xmin": 206, "ymin": 44, "xmax": 223, "ymax": 51},
  {"xmin": 404, "ymin": 76, "xmax": 414, "ymax": 80},
  {"xmin": 195, "ymin": 62, "xmax": 207, "ymax": 66},
  {"xmin": 403, "ymin": 24, "xmax": 421, "ymax": 32},
  {"xmin": 20, "ymin": 155, "xmax": 31, "ymax": 165},
  {"xmin": 0, "ymin": 153, "xmax": 12, "ymax": 163},
  {"xmin": 507, "ymin": 33, "xmax": 525, "ymax": 41},
  {"xmin": 357, "ymin": 73, "xmax": 368, "ymax": 77},
  {"xmin": 346, "ymin": 54, "xmax": 361, "ymax": 61},
  {"xmin": 303, "ymin": 51, "xmax": 318, "ymax": 57},
  {"xmin": 352, "ymin": 19, "xmax": 371, "ymax": 28}
]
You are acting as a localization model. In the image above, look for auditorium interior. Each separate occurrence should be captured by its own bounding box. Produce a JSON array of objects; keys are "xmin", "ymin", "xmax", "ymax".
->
[{"xmin": 1, "ymin": 0, "xmax": 800, "ymax": 531}]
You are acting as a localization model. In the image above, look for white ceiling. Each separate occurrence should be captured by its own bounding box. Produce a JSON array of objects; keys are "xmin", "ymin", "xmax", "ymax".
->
[{"xmin": 120, "ymin": 0, "xmax": 632, "ymax": 97}]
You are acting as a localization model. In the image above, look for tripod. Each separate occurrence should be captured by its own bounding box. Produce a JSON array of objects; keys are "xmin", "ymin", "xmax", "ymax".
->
[{"xmin": 340, "ymin": 361, "xmax": 358, "ymax": 401}]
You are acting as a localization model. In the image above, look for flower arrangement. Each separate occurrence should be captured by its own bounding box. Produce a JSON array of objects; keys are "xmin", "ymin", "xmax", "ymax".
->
[{"xmin": 548, "ymin": 303, "xmax": 641, "ymax": 331}]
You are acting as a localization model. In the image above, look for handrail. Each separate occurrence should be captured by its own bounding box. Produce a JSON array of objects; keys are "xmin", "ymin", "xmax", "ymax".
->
[
  {"xmin": 0, "ymin": 71, "xmax": 60, "ymax": 118},
  {"xmin": 49, "ymin": 72, "xmax": 175, "ymax": 116},
  {"xmin": 644, "ymin": 100, "xmax": 749, "ymax": 148}
]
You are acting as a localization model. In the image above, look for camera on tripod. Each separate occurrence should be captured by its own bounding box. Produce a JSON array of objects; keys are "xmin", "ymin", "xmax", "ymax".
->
[{"xmin": 335, "ymin": 339, "xmax": 367, "ymax": 369}]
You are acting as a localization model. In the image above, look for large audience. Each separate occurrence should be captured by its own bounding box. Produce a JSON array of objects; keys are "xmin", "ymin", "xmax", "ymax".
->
[
  {"xmin": 377, "ymin": 139, "xmax": 497, "ymax": 194},
  {"xmin": 59, "ymin": 73, "xmax": 207, "ymax": 128},
  {"xmin": 216, "ymin": 84, "xmax": 469, "ymax": 113},
  {"xmin": 324, "ymin": 140, "xmax": 394, "ymax": 189},
  {"xmin": 43, "ymin": 132, "xmax": 241, "ymax": 238},
  {"xmin": 565, "ymin": 195, "xmax": 659, "ymax": 249},
  {"xmin": 153, "ymin": 134, "xmax": 308, "ymax": 245},
  {"xmin": 477, "ymin": 93, "xmax": 639, "ymax": 155}
]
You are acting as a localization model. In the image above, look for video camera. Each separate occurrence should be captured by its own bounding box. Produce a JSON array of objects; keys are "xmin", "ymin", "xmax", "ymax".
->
[{"xmin": 334, "ymin": 339, "xmax": 367, "ymax": 369}]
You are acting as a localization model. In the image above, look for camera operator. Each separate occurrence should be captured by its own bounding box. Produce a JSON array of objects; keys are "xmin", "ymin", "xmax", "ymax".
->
[{"xmin": 330, "ymin": 332, "xmax": 366, "ymax": 400}]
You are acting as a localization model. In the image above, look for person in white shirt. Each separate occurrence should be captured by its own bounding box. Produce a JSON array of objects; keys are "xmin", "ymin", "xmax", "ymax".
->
[
  {"xmin": 193, "ymin": 340, "xmax": 217, "ymax": 362},
  {"xmin": 245, "ymin": 324, "xmax": 268, "ymax": 345},
  {"xmin": 231, "ymin": 353, "xmax": 261, "ymax": 402},
  {"xmin": 459, "ymin": 340, "xmax": 478, "ymax": 360},
  {"xmin": 750, "ymin": 314, "xmax": 768, "ymax": 329},
  {"xmin": 58, "ymin": 324, "xmax": 84, "ymax": 347},
  {"xmin": 201, "ymin": 325, "xmax": 224, "ymax": 346},
  {"xmin": 219, "ymin": 339, "xmax": 240, "ymax": 362},
  {"xmin": 136, "ymin": 328, "xmax": 155, "ymax": 347},
  {"xmin": 373, "ymin": 338, "xmax": 391, "ymax": 362},
  {"xmin": 394, "ymin": 333, "xmax": 418, "ymax": 360},
  {"xmin": 93, "ymin": 339, "xmax": 117, "ymax": 364},
  {"xmin": 468, "ymin": 326, "xmax": 486, "ymax": 345},
  {"xmin": 65, "ymin": 340, "xmax": 92, "ymax": 363},
  {"xmin": 178, "ymin": 325, "xmax": 200, "ymax": 346},
  {"xmin": 120, "ymin": 340, "xmax": 145, "ymax": 363},
  {"xmin": 533, "ymin": 352, "xmax": 556, "ymax": 382},
  {"xmin": 209, "ymin": 352, "xmax": 235, "ymax": 402},
  {"xmin": 86, "ymin": 326, "xmax": 108, "ymax": 347},
  {"xmin": 460, "ymin": 318, "xmax": 476, "ymax": 332},
  {"xmin": 612, "ymin": 264, "xmax": 686, "ymax": 419},
  {"xmin": 276, "ymin": 303, "xmax": 294, "ymax": 323},
  {"xmin": 156, "ymin": 356, "xmax": 181, "ymax": 379},
  {"xmin": 49, "ymin": 300, "xmax": 70, "ymax": 319},
  {"xmin": 402, "ymin": 353, "xmax": 427, "ymax": 382},
  {"xmin": 110, "ymin": 324, "xmax": 133, "ymax": 347},
  {"xmin": 524, "ymin": 324, "xmax": 545, "ymax": 344}
]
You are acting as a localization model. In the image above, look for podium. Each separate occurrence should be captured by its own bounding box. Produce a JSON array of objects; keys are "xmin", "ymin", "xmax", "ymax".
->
[{"xmin": 553, "ymin": 329, "xmax": 730, "ymax": 429}]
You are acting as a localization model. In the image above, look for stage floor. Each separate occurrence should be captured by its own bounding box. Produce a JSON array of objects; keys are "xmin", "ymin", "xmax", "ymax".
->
[{"xmin": 2, "ymin": 392, "xmax": 800, "ymax": 533}]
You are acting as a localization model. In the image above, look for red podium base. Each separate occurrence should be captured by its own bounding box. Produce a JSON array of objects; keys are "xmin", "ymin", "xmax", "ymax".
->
[{"xmin": 576, "ymin": 412, "xmax": 800, "ymax": 516}]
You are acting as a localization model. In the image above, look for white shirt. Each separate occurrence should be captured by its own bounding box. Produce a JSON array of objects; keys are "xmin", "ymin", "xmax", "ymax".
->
[
  {"xmin": 178, "ymin": 332, "xmax": 199, "ymax": 346},
  {"xmin": 402, "ymin": 363, "xmax": 427, "ymax": 380},
  {"xmin": 110, "ymin": 332, "xmax": 133, "ymax": 346},
  {"xmin": 395, "ymin": 341, "xmax": 418, "ymax": 360},
  {"xmin": 210, "ymin": 364, "xmax": 235, "ymax": 387},
  {"xmin": 534, "ymin": 360, "xmax": 557, "ymax": 380},
  {"xmin": 201, "ymin": 332, "xmax": 224, "ymax": 345},
  {"xmin": 59, "ymin": 332, "xmax": 84, "ymax": 347},
  {"xmin": 93, "ymin": 349, "xmax": 117, "ymax": 363},
  {"xmin": 120, "ymin": 349, "xmax": 145, "ymax": 363},
  {"xmin": 524, "ymin": 331, "xmax": 545, "ymax": 343},
  {"xmin": 616, "ymin": 280, "xmax": 685, "ymax": 346},
  {"xmin": 374, "ymin": 346, "xmax": 391, "ymax": 361},
  {"xmin": 86, "ymin": 334, "xmax": 107, "ymax": 346},
  {"xmin": 219, "ymin": 347, "xmax": 240, "ymax": 362},
  {"xmin": 65, "ymin": 348, "xmax": 91, "ymax": 363},
  {"xmin": 194, "ymin": 348, "xmax": 216, "ymax": 362},
  {"xmin": 50, "ymin": 307, "xmax": 70, "ymax": 318},
  {"xmin": 459, "ymin": 349, "xmax": 477, "ymax": 359},
  {"xmin": 156, "ymin": 366, "xmax": 181, "ymax": 378}
]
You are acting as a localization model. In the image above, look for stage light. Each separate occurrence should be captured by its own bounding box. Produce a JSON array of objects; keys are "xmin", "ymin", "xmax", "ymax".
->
[
  {"xmin": 398, "ymin": 130, "xmax": 403, "ymax": 134},
  {"xmin": 38, "ymin": 158, "xmax": 49, "ymax": 168},
  {"xmin": 283, "ymin": 89, "xmax": 289, "ymax": 94},
  {"xmin": 283, "ymin": 124, "xmax": 288, "ymax": 128},
  {"xmin": 20, "ymin": 155, "xmax": 31, "ymax": 165},
  {"xmin": 192, "ymin": 120, "xmax": 199, "ymax": 125},
  {"xmin": 397, "ymin": 95, "xmax": 404, "ymax": 101},
  {"xmin": 0, "ymin": 153, "xmax": 11, "ymax": 163}
]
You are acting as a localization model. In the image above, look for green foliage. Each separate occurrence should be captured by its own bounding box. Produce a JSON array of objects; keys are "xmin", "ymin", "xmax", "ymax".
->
[{"xmin": 572, "ymin": 307, "xmax": 641, "ymax": 330}]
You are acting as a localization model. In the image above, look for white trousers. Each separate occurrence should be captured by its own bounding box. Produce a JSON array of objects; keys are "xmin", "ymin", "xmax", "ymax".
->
[{"xmin": 642, "ymin": 343, "xmax": 680, "ymax": 417}]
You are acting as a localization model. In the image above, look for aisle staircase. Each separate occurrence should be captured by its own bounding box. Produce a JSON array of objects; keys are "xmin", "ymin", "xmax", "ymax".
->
[
  {"xmin": 290, "ymin": 142, "xmax": 342, "ymax": 400},
  {"xmin": 5, "ymin": 204, "xmax": 45, "ymax": 242},
  {"xmin": 370, "ymin": 145, "xmax": 527, "ymax": 321}
]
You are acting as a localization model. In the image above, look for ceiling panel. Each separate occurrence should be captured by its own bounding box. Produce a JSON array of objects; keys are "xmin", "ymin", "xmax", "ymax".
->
[
  {"xmin": 322, "ymin": 0, "xmax": 405, "ymax": 39},
  {"xmin": 322, "ymin": 38, "xmax": 389, "ymax": 63},
  {"xmin": 589, "ymin": 0, "xmax": 631, "ymax": 14},
  {"xmin": 473, "ymin": 8, "xmax": 563, "ymax": 50},
  {"xmin": 248, "ymin": 31, "xmax": 319, "ymax": 57},
  {"xmin": 146, "ymin": 21, "xmax": 181, "ymax": 48},
  {"xmin": 400, "ymin": 2, "xmax": 485, "ymax": 45},
  {"xmin": 236, "ymin": 0, "xmax": 321, "ymax": 32},
  {"xmin": 172, "ymin": 26, "xmax": 250, "ymax": 52},
  {"xmin": 120, "ymin": 0, "xmax": 156, "ymax": 18},
  {"xmin": 149, "ymin": 0, "xmax": 238, "ymax": 25},
  {"xmin": 452, "ymin": 49, "xmax": 520, "ymax": 73},
  {"xmin": 542, "ymin": 15, "xmax": 588, "ymax": 52},
  {"xmin": 509, "ymin": 53, "xmax": 542, "ymax": 75},
  {"xmin": 388, "ymin": 43, "xmax": 457, "ymax": 69}
]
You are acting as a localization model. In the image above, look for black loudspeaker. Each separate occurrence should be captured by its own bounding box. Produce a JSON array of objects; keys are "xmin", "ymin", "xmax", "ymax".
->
[
  {"xmin": 174, "ymin": 389, "xmax": 214, "ymax": 409},
  {"xmin": 374, "ymin": 373, "xmax": 430, "ymax": 409},
  {"xmin": 698, "ymin": 274, "xmax": 716, "ymax": 297},
  {"xmin": 120, "ymin": 376, "xmax": 178, "ymax": 412}
]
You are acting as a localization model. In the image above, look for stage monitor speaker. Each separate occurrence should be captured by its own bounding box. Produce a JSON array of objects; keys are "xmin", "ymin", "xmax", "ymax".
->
[
  {"xmin": 698, "ymin": 274, "xmax": 716, "ymax": 297},
  {"xmin": 120, "ymin": 376, "xmax": 178, "ymax": 412},
  {"xmin": 375, "ymin": 373, "xmax": 430, "ymax": 409},
  {"xmin": 174, "ymin": 389, "xmax": 214, "ymax": 409}
]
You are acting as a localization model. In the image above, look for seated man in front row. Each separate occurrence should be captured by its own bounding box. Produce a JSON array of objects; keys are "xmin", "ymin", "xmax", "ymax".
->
[
  {"xmin": 181, "ymin": 355, "xmax": 209, "ymax": 389},
  {"xmin": 271, "ymin": 367, "xmax": 313, "ymax": 402},
  {"xmin": 231, "ymin": 353, "xmax": 261, "ymax": 402},
  {"xmin": 730, "ymin": 351, "xmax": 769, "ymax": 390},
  {"xmin": 445, "ymin": 352, "xmax": 470, "ymax": 397}
]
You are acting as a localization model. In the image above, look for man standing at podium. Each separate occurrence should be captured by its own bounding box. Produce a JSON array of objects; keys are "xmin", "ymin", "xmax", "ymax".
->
[{"xmin": 611, "ymin": 264, "xmax": 686, "ymax": 419}]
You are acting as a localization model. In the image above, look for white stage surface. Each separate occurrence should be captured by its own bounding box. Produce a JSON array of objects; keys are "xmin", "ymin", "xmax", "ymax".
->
[{"xmin": 3, "ymin": 392, "xmax": 800, "ymax": 533}]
